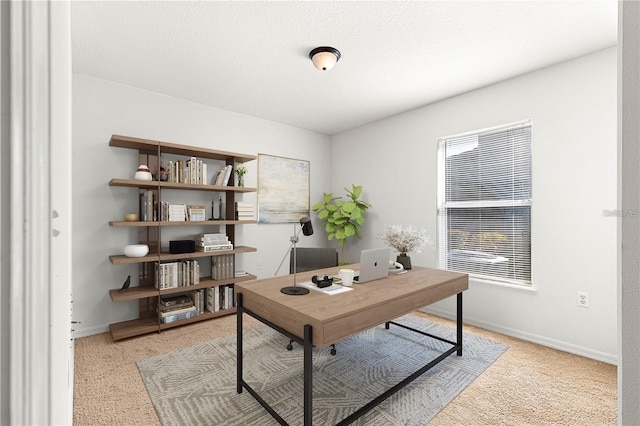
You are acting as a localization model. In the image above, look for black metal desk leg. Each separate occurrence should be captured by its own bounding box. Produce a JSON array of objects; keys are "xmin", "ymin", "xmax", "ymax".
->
[
  {"xmin": 457, "ymin": 292, "xmax": 463, "ymax": 356},
  {"xmin": 303, "ymin": 324, "xmax": 313, "ymax": 426},
  {"xmin": 237, "ymin": 293, "xmax": 243, "ymax": 393}
]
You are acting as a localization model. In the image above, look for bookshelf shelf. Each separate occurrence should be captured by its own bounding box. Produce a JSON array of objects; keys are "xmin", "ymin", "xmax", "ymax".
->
[{"xmin": 106, "ymin": 134, "xmax": 257, "ymax": 340}]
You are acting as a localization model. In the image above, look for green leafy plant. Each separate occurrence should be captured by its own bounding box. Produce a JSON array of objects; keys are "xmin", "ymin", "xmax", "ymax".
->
[{"xmin": 312, "ymin": 184, "xmax": 372, "ymax": 263}]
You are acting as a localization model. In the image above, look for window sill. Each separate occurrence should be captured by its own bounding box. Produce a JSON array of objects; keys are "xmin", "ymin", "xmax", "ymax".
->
[{"xmin": 470, "ymin": 276, "xmax": 538, "ymax": 294}]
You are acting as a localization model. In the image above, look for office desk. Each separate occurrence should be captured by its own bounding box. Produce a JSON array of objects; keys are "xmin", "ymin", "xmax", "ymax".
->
[{"xmin": 236, "ymin": 265, "xmax": 468, "ymax": 425}]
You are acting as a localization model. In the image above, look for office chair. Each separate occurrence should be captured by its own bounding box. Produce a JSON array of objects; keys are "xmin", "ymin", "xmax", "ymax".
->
[
  {"xmin": 289, "ymin": 247, "xmax": 339, "ymax": 273},
  {"xmin": 287, "ymin": 247, "xmax": 339, "ymax": 355}
]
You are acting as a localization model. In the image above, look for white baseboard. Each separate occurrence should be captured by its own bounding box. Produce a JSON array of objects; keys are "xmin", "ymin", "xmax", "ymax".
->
[
  {"xmin": 73, "ymin": 324, "xmax": 110, "ymax": 339},
  {"xmin": 420, "ymin": 307, "xmax": 617, "ymax": 365}
]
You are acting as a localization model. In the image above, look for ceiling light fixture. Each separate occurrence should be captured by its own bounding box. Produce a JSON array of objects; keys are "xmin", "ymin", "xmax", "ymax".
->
[{"xmin": 309, "ymin": 46, "xmax": 341, "ymax": 71}]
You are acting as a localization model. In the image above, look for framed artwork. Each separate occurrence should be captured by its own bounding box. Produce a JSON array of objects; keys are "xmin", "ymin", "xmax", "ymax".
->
[{"xmin": 258, "ymin": 154, "xmax": 310, "ymax": 223}]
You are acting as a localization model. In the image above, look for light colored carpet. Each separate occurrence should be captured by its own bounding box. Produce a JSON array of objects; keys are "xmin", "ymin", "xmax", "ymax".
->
[
  {"xmin": 137, "ymin": 315, "xmax": 507, "ymax": 426},
  {"xmin": 73, "ymin": 312, "xmax": 617, "ymax": 425}
]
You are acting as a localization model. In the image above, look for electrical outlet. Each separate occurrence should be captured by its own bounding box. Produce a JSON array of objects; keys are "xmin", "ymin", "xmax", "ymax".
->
[{"xmin": 577, "ymin": 291, "xmax": 590, "ymax": 308}]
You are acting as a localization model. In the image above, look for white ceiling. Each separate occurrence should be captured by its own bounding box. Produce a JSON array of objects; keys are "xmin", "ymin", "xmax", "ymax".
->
[{"xmin": 71, "ymin": 1, "xmax": 618, "ymax": 135}]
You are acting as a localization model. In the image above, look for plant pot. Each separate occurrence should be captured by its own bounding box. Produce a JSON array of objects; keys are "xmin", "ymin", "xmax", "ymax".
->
[{"xmin": 396, "ymin": 253, "xmax": 412, "ymax": 270}]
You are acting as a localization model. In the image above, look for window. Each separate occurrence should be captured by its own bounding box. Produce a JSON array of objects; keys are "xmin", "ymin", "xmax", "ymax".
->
[{"xmin": 437, "ymin": 120, "xmax": 532, "ymax": 285}]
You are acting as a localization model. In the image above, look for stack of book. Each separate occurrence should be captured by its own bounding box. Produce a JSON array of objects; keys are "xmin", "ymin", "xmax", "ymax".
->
[
  {"xmin": 159, "ymin": 294, "xmax": 198, "ymax": 323},
  {"xmin": 235, "ymin": 201, "xmax": 255, "ymax": 221},
  {"xmin": 205, "ymin": 284, "xmax": 235, "ymax": 313},
  {"xmin": 186, "ymin": 204, "xmax": 206, "ymax": 221},
  {"xmin": 195, "ymin": 233, "xmax": 233, "ymax": 252},
  {"xmin": 211, "ymin": 254, "xmax": 234, "ymax": 280}
]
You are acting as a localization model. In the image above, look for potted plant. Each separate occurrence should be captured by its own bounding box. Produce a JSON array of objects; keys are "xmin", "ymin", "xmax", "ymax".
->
[
  {"xmin": 235, "ymin": 164, "xmax": 248, "ymax": 187},
  {"xmin": 312, "ymin": 184, "xmax": 372, "ymax": 263},
  {"xmin": 380, "ymin": 224, "xmax": 432, "ymax": 270}
]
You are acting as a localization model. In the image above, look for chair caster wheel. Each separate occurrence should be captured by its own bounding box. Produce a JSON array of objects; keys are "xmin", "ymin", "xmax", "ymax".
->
[
  {"xmin": 287, "ymin": 344, "xmax": 293, "ymax": 351},
  {"xmin": 330, "ymin": 348, "xmax": 336, "ymax": 355}
]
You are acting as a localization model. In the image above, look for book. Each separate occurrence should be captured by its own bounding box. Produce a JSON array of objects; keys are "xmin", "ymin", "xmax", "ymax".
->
[
  {"xmin": 196, "ymin": 243, "xmax": 233, "ymax": 252},
  {"xmin": 161, "ymin": 306, "xmax": 198, "ymax": 323},
  {"xmin": 222, "ymin": 164, "xmax": 233, "ymax": 186},
  {"xmin": 160, "ymin": 304, "xmax": 197, "ymax": 318},
  {"xmin": 168, "ymin": 204, "xmax": 186, "ymax": 221},
  {"xmin": 160, "ymin": 294, "xmax": 192, "ymax": 307},
  {"xmin": 206, "ymin": 286, "xmax": 220, "ymax": 312},
  {"xmin": 213, "ymin": 167, "xmax": 226, "ymax": 186},
  {"xmin": 197, "ymin": 233, "xmax": 227, "ymax": 243},
  {"xmin": 187, "ymin": 205, "xmax": 206, "ymax": 221}
]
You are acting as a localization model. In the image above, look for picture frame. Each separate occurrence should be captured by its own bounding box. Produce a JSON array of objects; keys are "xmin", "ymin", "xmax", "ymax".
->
[{"xmin": 257, "ymin": 154, "xmax": 310, "ymax": 223}]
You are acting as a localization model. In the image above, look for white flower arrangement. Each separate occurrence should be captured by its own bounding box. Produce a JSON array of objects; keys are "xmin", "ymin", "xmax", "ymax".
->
[
  {"xmin": 235, "ymin": 164, "xmax": 248, "ymax": 177},
  {"xmin": 380, "ymin": 224, "xmax": 432, "ymax": 255}
]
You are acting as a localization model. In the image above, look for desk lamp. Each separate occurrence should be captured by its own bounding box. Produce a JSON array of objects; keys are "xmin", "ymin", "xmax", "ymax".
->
[{"xmin": 276, "ymin": 216, "xmax": 313, "ymax": 295}]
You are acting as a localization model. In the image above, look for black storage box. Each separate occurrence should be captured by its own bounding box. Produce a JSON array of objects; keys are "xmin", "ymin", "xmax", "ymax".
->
[{"xmin": 169, "ymin": 240, "xmax": 196, "ymax": 254}]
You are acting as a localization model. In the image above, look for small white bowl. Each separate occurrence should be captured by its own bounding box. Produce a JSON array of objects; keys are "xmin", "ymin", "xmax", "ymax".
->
[{"xmin": 124, "ymin": 244, "xmax": 149, "ymax": 258}]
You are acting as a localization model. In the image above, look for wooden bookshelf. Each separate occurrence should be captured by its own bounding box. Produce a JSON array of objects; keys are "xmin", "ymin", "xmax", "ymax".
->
[{"xmin": 106, "ymin": 135, "xmax": 258, "ymax": 340}]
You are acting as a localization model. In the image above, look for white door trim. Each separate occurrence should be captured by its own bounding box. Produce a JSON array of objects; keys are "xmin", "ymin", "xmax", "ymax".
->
[{"xmin": 7, "ymin": 1, "xmax": 73, "ymax": 424}]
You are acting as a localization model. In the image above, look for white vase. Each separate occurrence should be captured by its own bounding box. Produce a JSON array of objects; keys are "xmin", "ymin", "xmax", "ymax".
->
[{"xmin": 134, "ymin": 164, "xmax": 153, "ymax": 181}]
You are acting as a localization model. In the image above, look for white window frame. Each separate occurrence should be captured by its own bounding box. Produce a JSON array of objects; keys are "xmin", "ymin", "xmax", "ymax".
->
[{"xmin": 437, "ymin": 120, "xmax": 532, "ymax": 286}]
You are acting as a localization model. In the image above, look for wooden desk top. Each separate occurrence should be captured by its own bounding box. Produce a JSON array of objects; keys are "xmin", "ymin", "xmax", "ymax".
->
[{"xmin": 236, "ymin": 266, "xmax": 468, "ymax": 348}]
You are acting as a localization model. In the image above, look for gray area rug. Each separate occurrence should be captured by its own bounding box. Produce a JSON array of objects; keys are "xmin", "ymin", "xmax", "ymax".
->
[{"xmin": 137, "ymin": 315, "xmax": 508, "ymax": 426}]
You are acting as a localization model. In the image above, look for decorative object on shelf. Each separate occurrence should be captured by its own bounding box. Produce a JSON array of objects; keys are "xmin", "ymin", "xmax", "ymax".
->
[
  {"xmin": 276, "ymin": 216, "xmax": 314, "ymax": 296},
  {"xmin": 380, "ymin": 224, "xmax": 432, "ymax": 271},
  {"xmin": 119, "ymin": 275, "xmax": 131, "ymax": 292},
  {"xmin": 158, "ymin": 162, "xmax": 169, "ymax": 181},
  {"xmin": 124, "ymin": 244, "xmax": 149, "ymax": 258},
  {"xmin": 218, "ymin": 195, "xmax": 225, "ymax": 220},
  {"xmin": 124, "ymin": 213, "xmax": 139, "ymax": 222},
  {"xmin": 134, "ymin": 164, "xmax": 153, "ymax": 181},
  {"xmin": 235, "ymin": 164, "xmax": 247, "ymax": 187},
  {"xmin": 312, "ymin": 184, "xmax": 372, "ymax": 264},
  {"xmin": 210, "ymin": 199, "xmax": 217, "ymax": 220},
  {"xmin": 258, "ymin": 154, "xmax": 310, "ymax": 223},
  {"xmin": 309, "ymin": 46, "xmax": 341, "ymax": 71}
]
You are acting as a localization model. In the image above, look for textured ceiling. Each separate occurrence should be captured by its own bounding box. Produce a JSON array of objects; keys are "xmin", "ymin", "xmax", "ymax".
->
[{"xmin": 71, "ymin": 1, "xmax": 617, "ymax": 135}]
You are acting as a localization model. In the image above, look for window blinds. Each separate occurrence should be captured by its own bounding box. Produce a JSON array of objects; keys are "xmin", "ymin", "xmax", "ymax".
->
[{"xmin": 438, "ymin": 121, "xmax": 532, "ymax": 285}]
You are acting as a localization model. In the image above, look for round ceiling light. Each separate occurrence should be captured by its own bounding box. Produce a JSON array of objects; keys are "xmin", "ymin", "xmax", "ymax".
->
[{"xmin": 309, "ymin": 46, "xmax": 341, "ymax": 71}]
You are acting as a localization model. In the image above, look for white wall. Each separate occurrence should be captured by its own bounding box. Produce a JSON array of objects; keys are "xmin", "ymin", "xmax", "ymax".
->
[
  {"xmin": 331, "ymin": 48, "xmax": 618, "ymax": 363},
  {"xmin": 72, "ymin": 74, "xmax": 332, "ymax": 337}
]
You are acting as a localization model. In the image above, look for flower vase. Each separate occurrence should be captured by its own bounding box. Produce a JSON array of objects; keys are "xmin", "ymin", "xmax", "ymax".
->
[
  {"xmin": 397, "ymin": 253, "xmax": 412, "ymax": 270},
  {"xmin": 238, "ymin": 175, "xmax": 244, "ymax": 187}
]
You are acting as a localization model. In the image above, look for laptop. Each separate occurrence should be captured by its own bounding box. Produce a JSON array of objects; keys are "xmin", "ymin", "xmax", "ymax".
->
[{"xmin": 353, "ymin": 247, "xmax": 391, "ymax": 284}]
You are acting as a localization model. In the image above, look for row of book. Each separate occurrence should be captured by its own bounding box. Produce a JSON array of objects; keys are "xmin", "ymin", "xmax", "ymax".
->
[
  {"xmin": 166, "ymin": 158, "xmax": 207, "ymax": 185},
  {"xmin": 211, "ymin": 254, "xmax": 235, "ymax": 280},
  {"xmin": 235, "ymin": 201, "xmax": 254, "ymax": 221},
  {"xmin": 158, "ymin": 203, "xmax": 207, "ymax": 222},
  {"xmin": 140, "ymin": 190, "xmax": 157, "ymax": 222},
  {"xmin": 155, "ymin": 260, "xmax": 201, "ymax": 290},
  {"xmin": 206, "ymin": 284, "xmax": 235, "ymax": 312},
  {"xmin": 158, "ymin": 285, "xmax": 235, "ymax": 323},
  {"xmin": 136, "ymin": 196, "xmax": 254, "ymax": 223},
  {"xmin": 212, "ymin": 165, "xmax": 233, "ymax": 187}
]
